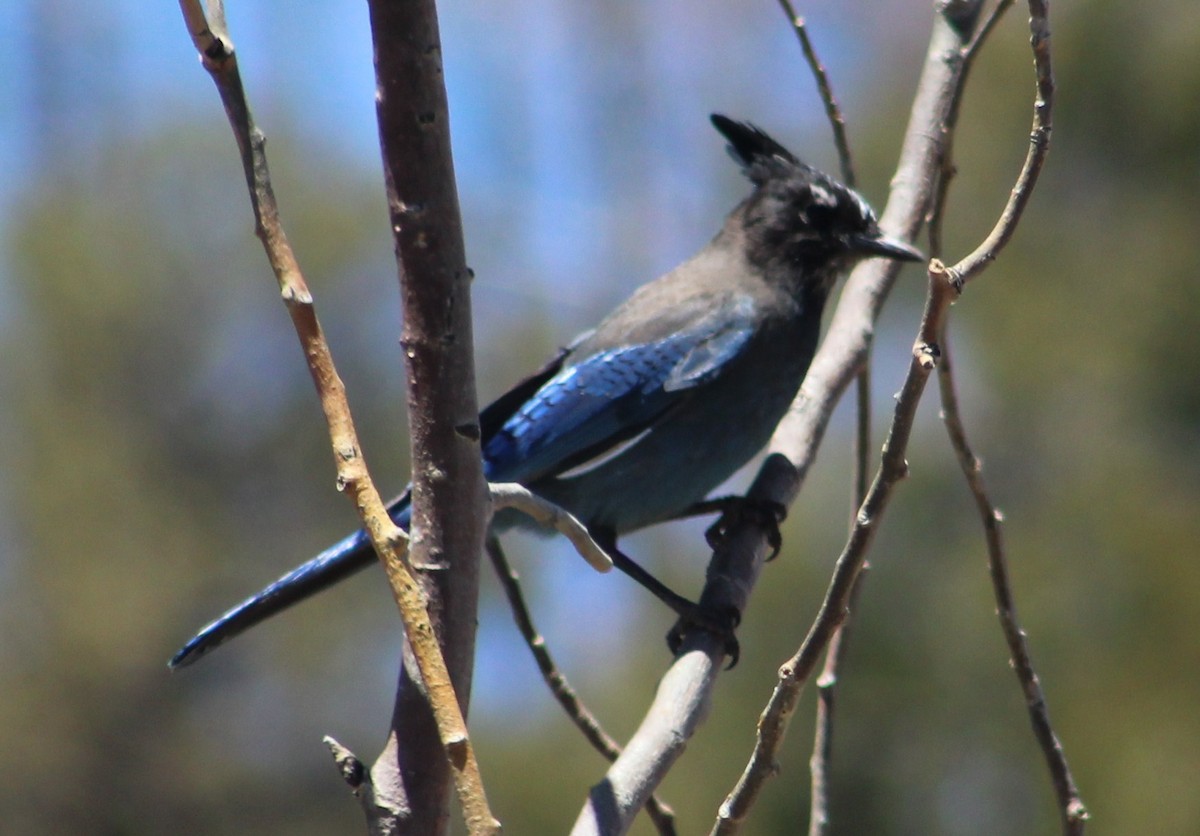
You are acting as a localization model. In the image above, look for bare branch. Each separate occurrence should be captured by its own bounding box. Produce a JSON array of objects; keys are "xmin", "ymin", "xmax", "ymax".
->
[
  {"xmin": 808, "ymin": 345, "xmax": 873, "ymax": 836},
  {"xmin": 930, "ymin": 7, "xmax": 1080, "ymax": 827},
  {"xmin": 936, "ymin": 333, "xmax": 1088, "ymax": 833},
  {"xmin": 964, "ymin": 0, "xmax": 1017, "ymax": 61},
  {"xmin": 572, "ymin": 640, "xmax": 725, "ymax": 836},
  {"xmin": 948, "ymin": 0, "xmax": 1054, "ymax": 285},
  {"xmin": 717, "ymin": 0, "xmax": 1059, "ymax": 827},
  {"xmin": 176, "ymin": 0, "xmax": 496, "ymax": 831},
  {"xmin": 489, "ymin": 483, "xmax": 612, "ymax": 573},
  {"xmin": 486, "ymin": 539, "xmax": 677, "ymax": 836},
  {"xmin": 713, "ymin": 263, "xmax": 961, "ymax": 835},
  {"xmin": 776, "ymin": 0, "xmax": 855, "ymax": 186},
  {"xmin": 365, "ymin": 0, "xmax": 495, "ymax": 829}
]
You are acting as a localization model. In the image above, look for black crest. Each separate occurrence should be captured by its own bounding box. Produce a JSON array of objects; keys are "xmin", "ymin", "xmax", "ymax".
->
[{"xmin": 710, "ymin": 114, "xmax": 804, "ymax": 185}]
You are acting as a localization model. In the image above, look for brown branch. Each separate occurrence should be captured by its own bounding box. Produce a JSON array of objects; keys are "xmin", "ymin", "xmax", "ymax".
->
[
  {"xmin": 489, "ymin": 483, "xmax": 612, "ymax": 573},
  {"xmin": 716, "ymin": 1, "xmax": 1059, "ymax": 828},
  {"xmin": 936, "ymin": 333, "xmax": 1087, "ymax": 833},
  {"xmin": 948, "ymin": 0, "xmax": 1054, "ymax": 286},
  {"xmin": 365, "ymin": 0, "xmax": 495, "ymax": 831},
  {"xmin": 486, "ymin": 539, "xmax": 678, "ymax": 836},
  {"xmin": 928, "ymin": 2, "xmax": 1083, "ymax": 830},
  {"xmin": 776, "ymin": 0, "xmax": 855, "ymax": 187},
  {"xmin": 805, "ymin": 3, "xmax": 1009, "ymax": 826},
  {"xmin": 807, "ymin": 369, "xmax": 873, "ymax": 836},
  {"xmin": 713, "ymin": 263, "xmax": 959, "ymax": 836},
  {"xmin": 176, "ymin": 1, "xmax": 496, "ymax": 832}
]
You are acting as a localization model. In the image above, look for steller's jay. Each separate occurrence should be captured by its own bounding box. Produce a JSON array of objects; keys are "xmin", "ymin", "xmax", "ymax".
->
[{"xmin": 170, "ymin": 114, "xmax": 922, "ymax": 668}]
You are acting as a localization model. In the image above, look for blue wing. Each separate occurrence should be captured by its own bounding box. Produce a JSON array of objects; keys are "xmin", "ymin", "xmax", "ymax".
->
[
  {"xmin": 483, "ymin": 295, "xmax": 758, "ymax": 483},
  {"xmin": 170, "ymin": 295, "xmax": 759, "ymax": 668}
]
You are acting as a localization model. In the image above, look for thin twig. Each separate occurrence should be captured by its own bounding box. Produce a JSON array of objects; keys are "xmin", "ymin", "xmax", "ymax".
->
[
  {"xmin": 964, "ymin": 0, "xmax": 1017, "ymax": 61},
  {"xmin": 807, "ymin": 366, "xmax": 873, "ymax": 836},
  {"xmin": 485, "ymin": 539, "xmax": 678, "ymax": 836},
  {"xmin": 933, "ymin": 4, "xmax": 1083, "ymax": 832},
  {"xmin": 776, "ymin": 0, "xmax": 855, "ymax": 186},
  {"xmin": 175, "ymin": 2, "xmax": 497, "ymax": 831},
  {"xmin": 936, "ymin": 333, "xmax": 1087, "ymax": 833},
  {"xmin": 713, "ymin": 262, "xmax": 960, "ymax": 836},
  {"xmin": 489, "ymin": 483, "xmax": 612, "ymax": 573},
  {"xmin": 948, "ymin": 0, "xmax": 1054, "ymax": 287},
  {"xmin": 778, "ymin": 12, "xmax": 863, "ymax": 825}
]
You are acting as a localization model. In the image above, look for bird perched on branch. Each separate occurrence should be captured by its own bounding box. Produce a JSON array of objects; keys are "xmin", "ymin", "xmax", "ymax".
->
[{"xmin": 170, "ymin": 114, "xmax": 921, "ymax": 668}]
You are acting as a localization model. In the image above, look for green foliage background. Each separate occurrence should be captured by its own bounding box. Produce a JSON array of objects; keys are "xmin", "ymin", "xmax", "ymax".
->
[{"xmin": 2, "ymin": 1, "xmax": 1198, "ymax": 833}]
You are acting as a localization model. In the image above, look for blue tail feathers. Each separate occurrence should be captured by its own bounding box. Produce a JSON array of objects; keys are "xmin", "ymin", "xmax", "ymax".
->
[{"xmin": 168, "ymin": 495, "xmax": 411, "ymax": 668}]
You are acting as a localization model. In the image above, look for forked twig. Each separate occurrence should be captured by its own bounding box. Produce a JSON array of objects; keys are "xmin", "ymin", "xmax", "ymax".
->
[{"xmin": 926, "ymin": 2, "xmax": 1084, "ymax": 829}]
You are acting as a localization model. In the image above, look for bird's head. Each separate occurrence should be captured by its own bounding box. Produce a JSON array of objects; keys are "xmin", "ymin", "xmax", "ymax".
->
[{"xmin": 711, "ymin": 114, "xmax": 923, "ymax": 286}]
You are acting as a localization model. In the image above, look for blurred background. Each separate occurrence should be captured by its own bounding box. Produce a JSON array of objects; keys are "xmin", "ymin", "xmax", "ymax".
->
[{"xmin": 2, "ymin": 0, "xmax": 1198, "ymax": 833}]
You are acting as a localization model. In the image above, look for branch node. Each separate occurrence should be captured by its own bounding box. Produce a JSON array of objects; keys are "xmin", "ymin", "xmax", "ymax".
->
[
  {"xmin": 325, "ymin": 735, "xmax": 368, "ymax": 793},
  {"xmin": 281, "ymin": 283, "xmax": 314, "ymax": 305},
  {"xmin": 914, "ymin": 341, "xmax": 941, "ymax": 370},
  {"xmin": 1067, "ymin": 800, "xmax": 1090, "ymax": 822}
]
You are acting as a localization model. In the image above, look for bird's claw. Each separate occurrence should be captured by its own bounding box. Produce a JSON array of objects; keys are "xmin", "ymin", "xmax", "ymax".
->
[
  {"xmin": 667, "ymin": 603, "xmax": 742, "ymax": 668},
  {"xmin": 703, "ymin": 497, "xmax": 788, "ymax": 560}
]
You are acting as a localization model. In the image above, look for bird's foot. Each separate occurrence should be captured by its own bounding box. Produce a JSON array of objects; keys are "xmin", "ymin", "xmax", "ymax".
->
[
  {"xmin": 667, "ymin": 602, "xmax": 742, "ymax": 668},
  {"xmin": 685, "ymin": 495, "xmax": 788, "ymax": 560}
]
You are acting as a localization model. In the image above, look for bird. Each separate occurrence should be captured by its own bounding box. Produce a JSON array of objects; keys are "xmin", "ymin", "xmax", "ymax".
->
[{"xmin": 169, "ymin": 114, "xmax": 922, "ymax": 669}]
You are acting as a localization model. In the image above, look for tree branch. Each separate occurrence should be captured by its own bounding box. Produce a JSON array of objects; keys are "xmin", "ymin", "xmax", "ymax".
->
[
  {"xmin": 713, "ymin": 261, "xmax": 960, "ymax": 836},
  {"xmin": 177, "ymin": 0, "xmax": 497, "ymax": 832},
  {"xmin": 927, "ymin": 1, "xmax": 1083, "ymax": 831},
  {"xmin": 936, "ymin": 333, "xmax": 1087, "ymax": 833},
  {"xmin": 365, "ymin": 0, "xmax": 496, "ymax": 831},
  {"xmin": 489, "ymin": 483, "xmax": 613, "ymax": 573},
  {"xmin": 486, "ymin": 538, "xmax": 677, "ymax": 836},
  {"xmin": 776, "ymin": 0, "xmax": 855, "ymax": 188}
]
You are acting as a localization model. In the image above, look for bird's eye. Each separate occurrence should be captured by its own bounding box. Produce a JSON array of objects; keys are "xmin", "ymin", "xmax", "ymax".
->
[{"xmin": 804, "ymin": 197, "xmax": 838, "ymax": 230}]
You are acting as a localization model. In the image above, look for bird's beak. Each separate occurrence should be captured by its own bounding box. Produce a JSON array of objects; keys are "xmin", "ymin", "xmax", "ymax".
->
[{"xmin": 847, "ymin": 233, "xmax": 925, "ymax": 263}]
